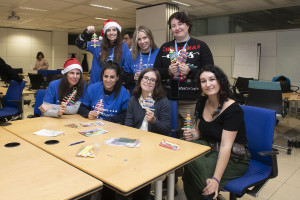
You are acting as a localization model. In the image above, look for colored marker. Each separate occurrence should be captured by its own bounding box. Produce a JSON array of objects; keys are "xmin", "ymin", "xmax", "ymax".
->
[{"xmin": 69, "ymin": 141, "xmax": 85, "ymax": 146}]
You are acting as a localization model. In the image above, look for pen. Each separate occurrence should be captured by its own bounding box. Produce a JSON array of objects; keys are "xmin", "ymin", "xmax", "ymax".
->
[{"xmin": 69, "ymin": 141, "xmax": 85, "ymax": 146}]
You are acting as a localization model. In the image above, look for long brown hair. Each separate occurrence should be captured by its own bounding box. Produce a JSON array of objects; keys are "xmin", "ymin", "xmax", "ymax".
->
[
  {"xmin": 131, "ymin": 26, "xmax": 157, "ymax": 61},
  {"xmin": 133, "ymin": 67, "xmax": 165, "ymax": 101},
  {"xmin": 100, "ymin": 29, "xmax": 123, "ymax": 65},
  {"xmin": 58, "ymin": 73, "xmax": 85, "ymax": 102}
]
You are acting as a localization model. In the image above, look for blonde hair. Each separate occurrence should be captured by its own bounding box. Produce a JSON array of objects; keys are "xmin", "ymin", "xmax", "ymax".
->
[{"xmin": 131, "ymin": 25, "xmax": 157, "ymax": 61}]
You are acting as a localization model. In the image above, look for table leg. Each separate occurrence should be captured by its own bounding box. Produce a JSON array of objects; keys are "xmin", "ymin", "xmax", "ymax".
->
[
  {"xmin": 167, "ymin": 171, "xmax": 175, "ymax": 200},
  {"xmin": 21, "ymin": 95, "xmax": 24, "ymax": 119},
  {"xmin": 155, "ymin": 178, "xmax": 163, "ymax": 200}
]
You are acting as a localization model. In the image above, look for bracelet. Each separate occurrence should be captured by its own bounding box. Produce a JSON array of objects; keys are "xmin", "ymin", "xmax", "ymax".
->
[{"xmin": 211, "ymin": 177, "xmax": 220, "ymax": 185}]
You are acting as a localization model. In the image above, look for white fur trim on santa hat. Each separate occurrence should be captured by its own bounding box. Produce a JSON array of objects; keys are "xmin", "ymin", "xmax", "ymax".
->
[
  {"xmin": 61, "ymin": 64, "xmax": 82, "ymax": 74},
  {"xmin": 103, "ymin": 21, "xmax": 121, "ymax": 34}
]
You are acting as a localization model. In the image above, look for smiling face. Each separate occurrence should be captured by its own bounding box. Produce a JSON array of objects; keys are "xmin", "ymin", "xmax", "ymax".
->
[
  {"xmin": 102, "ymin": 69, "xmax": 119, "ymax": 91},
  {"xmin": 170, "ymin": 18, "xmax": 190, "ymax": 42},
  {"xmin": 200, "ymin": 71, "xmax": 220, "ymax": 97},
  {"xmin": 67, "ymin": 69, "xmax": 81, "ymax": 88},
  {"xmin": 137, "ymin": 31, "xmax": 151, "ymax": 53},
  {"xmin": 141, "ymin": 71, "xmax": 157, "ymax": 93},
  {"xmin": 106, "ymin": 26, "xmax": 118, "ymax": 42}
]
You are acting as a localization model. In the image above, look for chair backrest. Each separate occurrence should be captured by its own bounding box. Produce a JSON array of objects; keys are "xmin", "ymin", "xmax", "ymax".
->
[
  {"xmin": 5, "ymin": 80, "xmax": 26, "ymax": 108},
  {"xmin": 247, "ymin": 80, "xmax": 282, "ymax": 115},
  {"xmin": 235, "ymin": 77, "xmax": 253, "ymax": 93},
  {"xmin": 38, "ymin": 69, "xmax": 61, "ymax": 77},
  {"xmin": 13, "ymin": 68, "xmax": 23, "ymax": 74},
  {"xmin": 45, "ymin": 74, "xmax": 63, "ymax": 87},
  {"xmin": 33, "ymin": 89, "xmax": 46, "ymax": 116},
  {"xmin": 28, "ymin": 73, "xmax": 44, "ymax": 89},
  {"xmin": 241, "ymin": 105, "xmax": 276, "ymax": 165}
]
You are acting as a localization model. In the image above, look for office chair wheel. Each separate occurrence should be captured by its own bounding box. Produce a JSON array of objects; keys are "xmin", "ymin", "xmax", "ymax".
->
[{"xmin": 287, "ymin": 148, "xmax": 292, "ymax": 155}]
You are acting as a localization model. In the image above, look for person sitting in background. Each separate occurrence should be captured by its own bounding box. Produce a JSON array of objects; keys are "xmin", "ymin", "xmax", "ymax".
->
[
  {"xmin": 0, "ymin": 57, "xmax": 23, "ymax": 83},
  {"xmin": 33, "ymin": 52, "xmax": 49, "ymax": 70},
  {"xmin": 78, "ymin": 60, "xmax": 129, "ymax": 124},
  {"xmin": 182, "ymin": 64, "xmax": 250, "ymax": 200},
  {"xmin": 39, "ymin": 58, "xmax": 86, "ymax": 118}
]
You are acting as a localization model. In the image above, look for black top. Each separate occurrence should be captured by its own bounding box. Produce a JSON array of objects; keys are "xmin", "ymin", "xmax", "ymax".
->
[
  {"xmin": 196, "ymin": 98, "xmax": 248, "ymax": 144},
  {"xmin": 153, "ymin": 37, "xmax": 214, "ymax": 81}
]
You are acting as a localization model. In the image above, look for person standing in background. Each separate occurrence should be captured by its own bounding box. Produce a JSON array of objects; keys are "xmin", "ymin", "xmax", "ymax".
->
[
  {"xmin": 75, "ymin": 19, "xmax": 133, "ymax": 85},
  {"xmin": 154, "ymin": 11, "xmax": 214, "ymax": 123},
  {"xmin": 123, "ymin": 31, "xmax": 133, "ymax": 50},
  {"xmin": 33, "ymin": 52, "xmax": 49, "ymax": 70}
]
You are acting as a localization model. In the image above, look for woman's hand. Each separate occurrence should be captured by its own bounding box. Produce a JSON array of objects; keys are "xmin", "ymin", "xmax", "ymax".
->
[
  {"xmin": 183, "ymin": 128, "xmax": 199, "ymax": 141},
  {"xmin": 178, "ymin": 63, "xmax": 190, "ymax": 76},
  {"xmin": 134, "ymin": 72, "xmax": 141, "ymax": 81},
  {"xmin": 145, "ymin": 109, "xmax": 156, "ymax": 124},
  {"xmin": 202, "ymin": 178, "xmax": 219, "ymax": 199},
  {"xmin": 38, "ymin": 104, "xmax": 52, "ymax": 113},
  {"xmin": 58, "ymin": 102, "xmax": 67, "ymax": 116},
  {"xmin": 88, "ymin": 111, "xmax": 98, "ymax": 120},
  {"xmin": 168, "ymin": 62, "xmax": 179, "ymax": 76},
  {"xmin": 86, "ymin": 26, "xmax": 96, "ymax": 34}
]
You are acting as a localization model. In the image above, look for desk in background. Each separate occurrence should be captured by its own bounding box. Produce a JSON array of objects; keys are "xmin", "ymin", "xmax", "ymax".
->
[
  {"xmin": 283, "ymin": 92, "xmax": 300, "ymax": 117},
  {"xmin": 4, "ymin": 115, "xmax": 210, "ymax": 200},
  {"xmin": 0, "ymin": 127, "xmax": 102, "ymax": 200}
]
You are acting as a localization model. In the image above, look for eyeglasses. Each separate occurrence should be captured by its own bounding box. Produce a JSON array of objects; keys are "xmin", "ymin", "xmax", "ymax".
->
[{"xmin": 142, "ymin": 76, "xmax": 156, "ymax": 84}]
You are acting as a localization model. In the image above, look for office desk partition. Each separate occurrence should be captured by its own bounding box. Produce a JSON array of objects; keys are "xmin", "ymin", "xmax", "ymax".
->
[
  {"xmin": 4, "ymin": 115, "xmax": 210, "ymax": 199},
  {"xmin": 0, "ymin": 127, "xmax": 102, "ymax": 200}
]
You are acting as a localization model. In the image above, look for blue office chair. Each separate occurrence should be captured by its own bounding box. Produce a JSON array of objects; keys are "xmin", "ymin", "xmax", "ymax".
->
[
  {"xmin": 223, "ymin": 105, "xmax": 278, "ymax": 200},
  {"xmin": 27, "ymin": 89, "xmax": 46, "ymax": 118},
  {"xmin": 247, "ymin": 80, "xmax": 292, "ymax": 154},
  {"xmin": 0, "ymin": 80, "xmax": 26, "ymax": 123}
]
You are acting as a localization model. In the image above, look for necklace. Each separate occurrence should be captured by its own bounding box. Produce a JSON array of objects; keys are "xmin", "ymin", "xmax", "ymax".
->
[{"xmin": 211, "ymin": 103, "xmax": 222, "ymax": 119}]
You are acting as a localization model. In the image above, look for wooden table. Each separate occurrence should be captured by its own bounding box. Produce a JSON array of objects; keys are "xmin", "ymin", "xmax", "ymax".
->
[
  {"xmin": 4, "ymin": 115, "xmax": 210, "ymax": 199},
  {"xmin": 0, "ymin": 127, "xmax": 102, "ymax": 200}
]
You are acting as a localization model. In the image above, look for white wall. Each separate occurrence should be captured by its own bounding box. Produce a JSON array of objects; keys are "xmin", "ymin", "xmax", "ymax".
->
[
  {"xmin": 195, "ymin": 29, "xmax": 300, "ymax": 87},
  {"xmin": 0, "ymin": 27, "xmax": 68, "ymax": 73}
]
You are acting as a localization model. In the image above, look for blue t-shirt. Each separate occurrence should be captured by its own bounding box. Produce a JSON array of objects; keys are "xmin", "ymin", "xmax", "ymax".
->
[
  {"xmin": 81, "ymin": 82, "xmax": 129, "ymax": 120},
  {"xmin": 133, "ymin": 48, "xmax": 159, "ymax": 73},
  {"xmin": 44, "ymin": 79, "xmax": 85, "ymax": 105},
  {"xmin": 87, "ymin": 41, "xmax": 134, "ymax": 84}
]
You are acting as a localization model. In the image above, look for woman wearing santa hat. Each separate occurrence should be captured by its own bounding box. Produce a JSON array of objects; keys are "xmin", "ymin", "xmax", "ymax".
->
[
  {"xmin": 39, "ymin": 58, "xmax": 86, "ymax": 118},
  {"xmin": 75, "ymin": 19, "xmax": 134, "ymax": 86}
]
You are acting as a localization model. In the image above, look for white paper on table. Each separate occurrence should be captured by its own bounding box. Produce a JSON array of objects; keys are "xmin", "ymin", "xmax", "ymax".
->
[{"xmin": 33, "ymin": 129, "xmax": 64, "ymax": 137}]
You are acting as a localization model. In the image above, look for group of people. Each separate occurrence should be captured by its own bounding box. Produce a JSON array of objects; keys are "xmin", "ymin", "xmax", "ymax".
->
[{"xmin": 38, "ymin": 11, "xmax": 250, "ymax": 200}]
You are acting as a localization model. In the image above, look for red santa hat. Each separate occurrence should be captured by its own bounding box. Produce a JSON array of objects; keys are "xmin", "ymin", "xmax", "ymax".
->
[
  {"xmin": 99, "ymin": 19, "xmax": 122, "ymax": 41},
  {"xmin": 61, "ymin": 58, "xmax": 82, "ymax": 74}
]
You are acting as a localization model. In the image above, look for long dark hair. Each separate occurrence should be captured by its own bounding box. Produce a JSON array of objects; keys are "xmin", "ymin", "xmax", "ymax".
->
[
  {"xmin": 195, "ymin": 64, "xmax": 232, "ymax": 106},
  {"xmin": 58, "ymin": 72, "xmax": 85, "ymax": 103},
  {"xmin": 100, "ymin": 29, "xmax": 123, "ymax": 65},
  {"xmin": 133, "ymin": 67, "xmax": 165, "ymax": 101},
  {"xmin": 100, "ymin": 60, "xmax": 122, "ymax": 99}
]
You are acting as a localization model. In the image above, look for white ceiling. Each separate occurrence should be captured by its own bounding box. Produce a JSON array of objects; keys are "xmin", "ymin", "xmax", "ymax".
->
[{"xmin": 0, "ymin": 0, "xmax": 300, "ymax": 34}]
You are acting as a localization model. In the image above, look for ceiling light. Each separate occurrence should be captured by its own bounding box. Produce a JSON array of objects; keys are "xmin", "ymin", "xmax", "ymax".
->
[
  {"xmin": 19, "ymin": 7, "xmax": 48, "ymax": 12},
  {"xmin": 171, "ymin": 1, "xmax": 190, "ymax": 7},
  {"xmin": 95, "ymin": 17, "xmax": 108, "ymax": 20},
  {"xmin": 90, "ymin": 3, "xmax": 112, "ymax": 10}
]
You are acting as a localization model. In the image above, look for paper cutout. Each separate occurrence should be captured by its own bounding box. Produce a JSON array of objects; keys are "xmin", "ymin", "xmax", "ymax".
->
[
  {"xmin": 63, "ymin": 88, "xmax": 77, "ymax": 106},
  {"xmin": 33, "ymin": 129, "xmax": 64, "ymax": 137},
  {"xmin": 142, "ymin": 93, "xmax": 155, "ymax": 111},
  {"xmin": 159, "ymin": 139, "xmax": 180, "ymax": 150},
  {"xmin": 79, "ymin": 121, "xmax": 104, "ymax": 127},
  {"xmin": 91, "ymin": 33, "xmax": 100, "ymax": 48},
  {"xmin": 79, "ymin": 128, "xmax": 107, "ymax": 136}
]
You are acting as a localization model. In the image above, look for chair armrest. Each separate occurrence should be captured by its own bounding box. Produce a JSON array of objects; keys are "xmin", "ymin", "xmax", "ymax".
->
[{"xmin": 259, "ymin": 150, "xmax": 279, "ymax": 178}]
